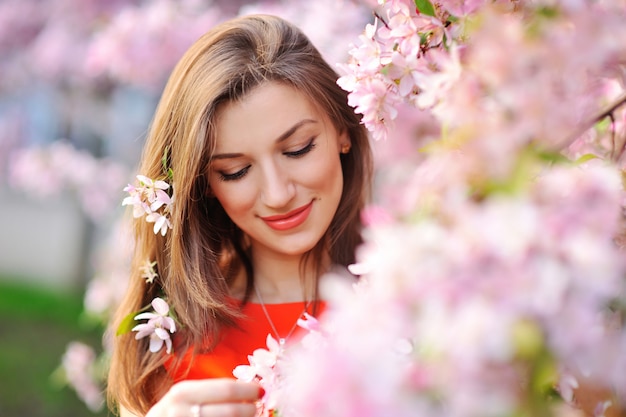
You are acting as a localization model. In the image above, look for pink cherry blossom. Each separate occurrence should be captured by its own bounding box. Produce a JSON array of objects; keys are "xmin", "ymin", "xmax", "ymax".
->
[
  {"xmin": 122, "ymin": 184, "xmax": 150, "ymax": 217},
  {"xmin": 132, "ymin": 297, "xmax": 177, "ymax": 354},
  {"xmin": 268, "ymin": 2, "xmax": 626, "ymax": 417},
  {"xmin": 8, "ymin": 140, "xmax": 128, "ymax": 221},
  {"xmin": 36, "ymin": 0, "xmax": 626, "ymax": 415},
  {"xmin": 136, "ymin": 175, "xmax": 170, "ymax": 202},
  {"xmin": 233, "ymin": 334, "xmax": 283, "ymax": 417},
  {"xmin": 296, "ymin": 313, "xmax": 321, "ymax": 333},
  {"xmin": 145, "ymin": 211, "xmax": 172, "ymax": 236},
  {"xmin": 61, "ymin": 342, "xmax": 104, "ymax": 412},
  {"xmin": 122, "ymin": 174, "xmax": 173, "ymax": 235},
  {"xmin": 83, "ymin": 217, "xmax": 132, "ymax": 316}
]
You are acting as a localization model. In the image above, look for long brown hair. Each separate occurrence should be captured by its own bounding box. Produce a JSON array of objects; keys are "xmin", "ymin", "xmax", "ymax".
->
[{"xmin": 107, "ymin": 14, "xmax": 372, "ymax": 415}]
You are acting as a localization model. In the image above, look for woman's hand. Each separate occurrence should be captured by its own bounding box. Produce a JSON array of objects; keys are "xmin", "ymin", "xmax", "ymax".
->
[{"xmin": 122, "ymin": 378, "xmax": 262, "ymax": 417}]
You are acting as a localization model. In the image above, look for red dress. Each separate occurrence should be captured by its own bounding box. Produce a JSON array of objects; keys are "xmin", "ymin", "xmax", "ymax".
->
[{"xmin": 169, "ymin": 301, "xmax": 323, "ymax": 381}]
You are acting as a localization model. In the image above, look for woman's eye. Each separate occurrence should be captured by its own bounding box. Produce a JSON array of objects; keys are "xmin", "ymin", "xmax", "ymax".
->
[
  {"xmin": 284, "ymin": 138, "xmax": 316, "ymax": 158},
  {"xmin": 219, "ymin": 165, "xmax": 250, "ymax": 181}
]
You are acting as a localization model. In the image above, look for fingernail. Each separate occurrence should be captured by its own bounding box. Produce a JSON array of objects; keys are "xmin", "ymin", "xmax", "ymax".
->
[{"xmin": 259, "ymin": 386, "xmax": 266, "ymax": 398}]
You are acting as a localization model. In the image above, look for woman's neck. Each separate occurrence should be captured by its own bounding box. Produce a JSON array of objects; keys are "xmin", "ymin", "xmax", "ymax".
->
[{"xmin": 248, "ymin": 246, "xmax": 327, "ymax": 304}]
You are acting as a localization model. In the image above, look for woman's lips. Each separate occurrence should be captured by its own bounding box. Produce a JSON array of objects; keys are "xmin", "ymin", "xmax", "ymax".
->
[{"xmin": 261, "ymin": 201, "xmax": 313, "ymax": 231}]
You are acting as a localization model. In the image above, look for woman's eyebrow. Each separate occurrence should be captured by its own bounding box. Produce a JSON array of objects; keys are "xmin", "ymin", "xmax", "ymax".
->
[
  {"xmin": 211, "ymin": 118, "xmax": 318, "ymax": 160},
  {"xmin": 275, "ymin": 118, "xmax": 318, "ymax": 144}
]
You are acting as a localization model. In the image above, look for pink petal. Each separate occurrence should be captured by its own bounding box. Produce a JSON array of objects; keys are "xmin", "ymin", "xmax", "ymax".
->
[
  {"xmin": 233, "ymin": 365, "xmax": 258, "ymax": 382},
  {"xmin": 133, "ymin": 204, "xmax": 148, "ymax": 218},
  {"xmin": 156, "ymin": 189, "xmax": 172, "ymax": 204},
  {"xmin": 134, "ymin": 312, "xmax": 157, "ymax": 321},
  {"xmin": 151, "ymin": 297, "xmax": 169, "ymax": 315},
  {"xmin": 266, "ymin": 334, "xmax": 280, "ymax": 353},
  {"xmin": 150, "ymin": 200, "xmax": 165, "ymax": 211},
  {"xmin": 250, "ymin": 348, "xmax": 277, "ymax": 368},
  {"xmin": 154, "ymin": 180, "xmax": 170, "ymax": 190},
  {"xmin": 145, "ymin": 212, "xmax": 159, "ymax": 223},
  {"xmin": 149, "ymin": 336, "xmax": 164, "ymax": 353},
  {"xmin": 163, "ymin": 317, "xmax": 176, "ymax": 333},
  {"xmin": 154, "ymin": 327, "xmax": 170, "ymax": 340},
  {"xmin": 152, "ymin": 215, "xmax": 169, "ymax": 235},
  {"xmin": 132, "ymin": 325, "xmax": 155, "ymax": 340},
  {"xmin": 297, "ymin": 312, "xmax": 320, "ymax": 332},
  {"xmin": 136, "ymin": 175, "xmax": 152, "ymax": 186},
  {"xmin": 153, "ymin": 217, "xmax": 165, "ymax": 235}
]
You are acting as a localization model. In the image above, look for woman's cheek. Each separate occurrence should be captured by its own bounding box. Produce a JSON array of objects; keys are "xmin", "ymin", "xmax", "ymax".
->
[{"xmin": 215, "ymin": 182, "xmax": 257, "ymax": 216}]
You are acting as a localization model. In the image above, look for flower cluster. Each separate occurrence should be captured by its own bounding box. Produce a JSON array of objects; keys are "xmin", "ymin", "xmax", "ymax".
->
[
  {"xmin": 83, "ymin": 0, "xmax": 224, "ymax": 91},
  {"xmin": 122, "ymin": 174, "xmax": 173, "ymax": 236},
  {"xmin": 337, "ymin": 0, "xmax": 463, "ymax": 140},
  {"xmin": 234, "ymin": 334, "xmax": 282, "ymax": 417},
  {"xmin": 132, "ymin": 297, "xmax": 177, "ymax": 354},
  {"xmin": 111, "ymin": 259, "xmax": 178, "ymax": 355},
  {"xmin": 276, "ymin": 176, "xmax": 626, "ymax": 415},
  {"xmin": 258, "ymin": 1, "xmax": 626, "ymax": 417},
  {"xmin": 8, "ymin": 140, "xmax": 128, "ymax": 221},
  {"xmin": 58, "ymin": 342, "xmax": 105, "ymax": 412},
  {"xmin": 233, "ymin": 314, "xmax": 323, "ymax": 417}
]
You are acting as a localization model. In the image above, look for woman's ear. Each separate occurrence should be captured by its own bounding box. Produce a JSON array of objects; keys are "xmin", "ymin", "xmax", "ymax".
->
[{"xmin": 339, "ymin": 131, "xmax": 352, "ymax": 154}]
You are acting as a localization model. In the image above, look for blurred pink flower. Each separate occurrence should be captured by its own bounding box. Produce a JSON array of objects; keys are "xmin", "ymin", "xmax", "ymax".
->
[
  {"xmin": 296, "ymin": 312, "xmax": 321, "ymax": 333},
  {"xmin": 83, "ymin": 217, "xmax": 132, "ymax": 316},
  {"xmin": 239, "ymin": 0, "xmax": 370, "ymax": 65},
  {"xmin": 83, "ymin": 0, "xmax": 222, "ymax": 90},
  {"xmin": 61, "ymin": 342, "xmax": 104, "ymax": 412},
  {"xmin": 8, "ymin": 141, "xmax": 128, "ymax": 221}
]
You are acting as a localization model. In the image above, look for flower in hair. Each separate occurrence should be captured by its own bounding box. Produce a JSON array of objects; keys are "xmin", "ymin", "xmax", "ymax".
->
[
  {"xmin": 122, "ymin": 174, "xmax": 173, "ymax": 236},
  {"xmin": 139, "ymin": 259, "xmax": 158, "ymax": 284},
  {"xmin": 132, "ymin": 297, "xmax": 177, "ymax": 354}
]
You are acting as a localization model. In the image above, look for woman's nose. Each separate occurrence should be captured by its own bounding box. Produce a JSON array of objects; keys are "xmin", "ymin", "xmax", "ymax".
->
[{"xmin": 259, "ymin": 161, "xmax": 296, "ymax": 209}]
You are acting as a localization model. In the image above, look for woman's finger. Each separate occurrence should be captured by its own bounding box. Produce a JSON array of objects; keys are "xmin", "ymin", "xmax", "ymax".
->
[
  {"xmin": 192, "ymin": 402, "xmax": 258, "ymax": 417},
  {"xmin": 167, "ymin": 379, "xmax": 262, "ymax": 404}
]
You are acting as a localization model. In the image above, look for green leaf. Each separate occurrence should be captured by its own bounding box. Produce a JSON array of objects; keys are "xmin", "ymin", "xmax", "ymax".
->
[
  {"xmin": 116, "ymin": 311, "xmax": 138, "ymax": 336},
  {"xmin": 512, "ymin": 320, "xmax": 543, "ymax": 359},
  {"xmin": 574, "ymin": 153, "xmax": 599, "ymax": 164},
  {"xmin": 595, "ymin": 116, "xmax": 612, "ymax": 134},
  {"xmin": 533, "ymin": 149, "xmax": 569, "ymax": 164},
  {"xmin": 414, "ymin": 0, "xmax": 436, "ymax": 17},
  {"xmin": 536, "ymin": 5, "xmax": 559, "ymax": 19},
  {"xmin": 531, "ymin": 352, "xmax": 558, "ymax": 397},
  {"xmin": 160, "ymin": 146, "xmax": 175, "ymax": 181},
  {"xmin": 162, "ymin": 146, "xmax": 168, "ymax": 170}
]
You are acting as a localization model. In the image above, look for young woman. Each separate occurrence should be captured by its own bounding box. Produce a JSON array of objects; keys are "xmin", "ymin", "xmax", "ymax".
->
[{"xmin": 107, "ymin": 14, "xmax": 373, "ymax": 417}]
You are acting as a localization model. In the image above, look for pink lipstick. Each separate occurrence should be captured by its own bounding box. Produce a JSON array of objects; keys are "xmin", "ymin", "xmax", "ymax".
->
[{"xmin": 261, "ymin": 201, "xmax": 313, "ymax": 231}]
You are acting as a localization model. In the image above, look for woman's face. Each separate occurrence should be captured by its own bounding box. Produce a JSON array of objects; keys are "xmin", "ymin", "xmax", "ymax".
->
[{"xmin": 209, "ymin": 82, "xmax": 349, "ymax": 260}]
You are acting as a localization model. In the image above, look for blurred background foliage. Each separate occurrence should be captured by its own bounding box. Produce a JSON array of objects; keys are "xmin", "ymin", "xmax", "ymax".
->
[{"xmin": 0, "ymin": 279, "xmax": 107, "ymax": 417}]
